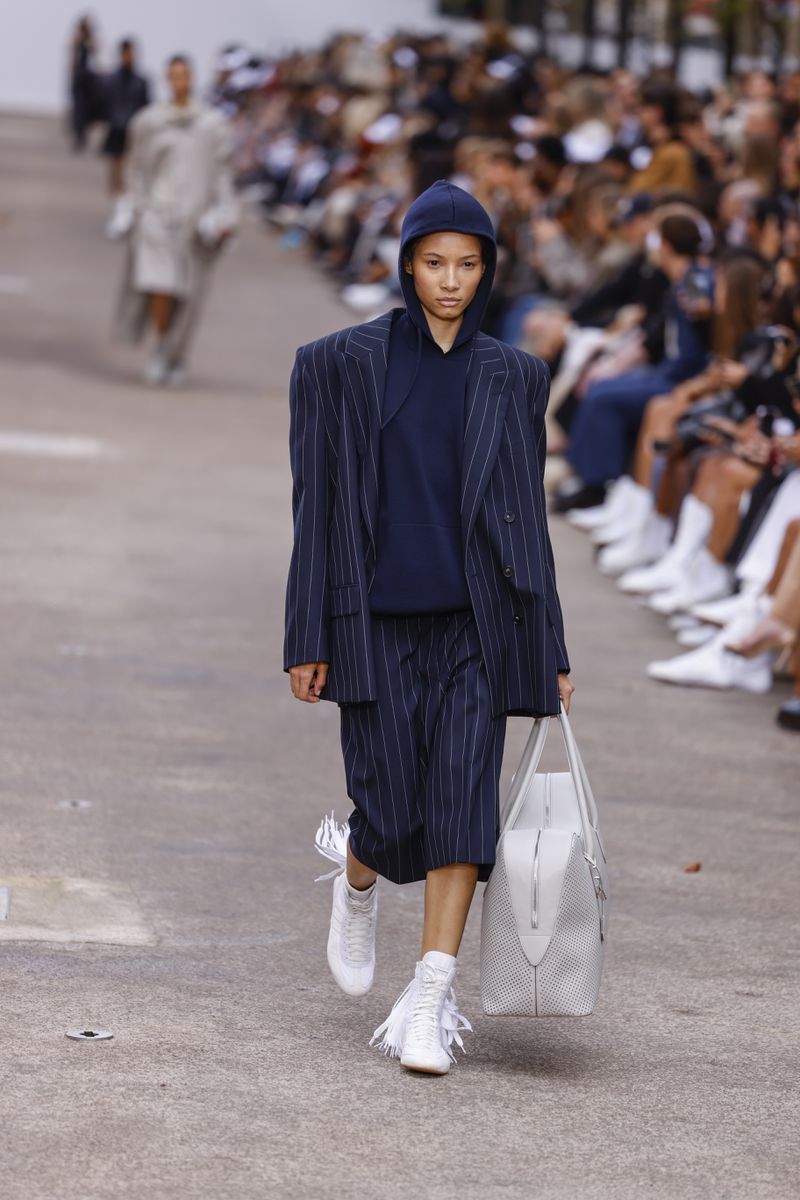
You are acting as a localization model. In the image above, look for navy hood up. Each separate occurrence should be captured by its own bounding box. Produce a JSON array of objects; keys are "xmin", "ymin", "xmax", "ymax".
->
[{"xmin": 382, "ymin": 180, "xmax": 497, "ymax": 426}]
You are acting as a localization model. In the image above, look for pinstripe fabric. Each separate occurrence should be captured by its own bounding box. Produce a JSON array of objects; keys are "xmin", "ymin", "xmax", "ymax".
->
[
  {"xmin": 283, "ymin": 310, "xmax": 570, "ymax": 718},
  {"xmin": 340, "ymin": 609, "xmax": 506, "ymax": 885}
]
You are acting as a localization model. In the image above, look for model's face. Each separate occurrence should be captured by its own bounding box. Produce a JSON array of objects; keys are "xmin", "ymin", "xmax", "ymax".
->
[
  {"xmin": 405, "ymin": 232, "xmax": 485, "ymax": 325},
  {"xmin": 167, "ymin": 61, "xmax": 193, "ymax": 103}
]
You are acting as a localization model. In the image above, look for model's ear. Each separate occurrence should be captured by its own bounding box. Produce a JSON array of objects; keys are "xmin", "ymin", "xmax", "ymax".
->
[{"xmin": 403, "ymin": 257, "xmax": 414, "ymax": 275}]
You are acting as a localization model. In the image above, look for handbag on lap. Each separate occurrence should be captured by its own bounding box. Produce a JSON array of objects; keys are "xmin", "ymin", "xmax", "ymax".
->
[{"xmin": 480, "ymin": 705, "xmax": 609, "ymax": 1017}]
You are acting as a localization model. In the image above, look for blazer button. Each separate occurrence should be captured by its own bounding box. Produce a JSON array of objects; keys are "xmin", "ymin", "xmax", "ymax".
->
[
  {"xmin": 504, "ymin": 511, "xmax": 515, "ymax": 523},
  {"xmin": 513, "ymin": 613, "xmax": 524, "ymax": 625},
  {"xmin": 503, "ymin": 564, "xmax": 514, "ymax": 577}
]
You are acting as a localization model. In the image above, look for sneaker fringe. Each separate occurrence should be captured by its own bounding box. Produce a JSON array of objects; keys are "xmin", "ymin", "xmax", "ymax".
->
[
  {"xmin": 369, "ymin": 979, "xmax": 418, "ymax": 1057},
  {"xmin": 369, "ymin": 979, "xmax": 473, "ymax": 1060},
  {"xmin": 314, "ymin": 810, "xmax": 351, "ymax": 882}
]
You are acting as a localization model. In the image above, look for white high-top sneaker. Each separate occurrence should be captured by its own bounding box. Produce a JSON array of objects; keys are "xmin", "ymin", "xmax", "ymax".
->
[
  {"xmin": 314, "ymin": 812, "xmax": 377, "ymax": 997},
  {"xmin": 326, "ymin": 871, "xmax": 378, "ymax": 996},
  {"xmin": 567, "ymin": 475, "xmax": 636, "ymax": 531},
  {"xmin": 647, "ymin": 546, "xmax": 732, "ymax": 615},
  {"xmin": 370, "ymin": 950, "xmax": 472, "ymax": 1074},
  {"xmin": 590, "ymin": 479, "xmax": 654, "ymax": 546},
  {"xmin": 617, "ymin": 494, "xmax": 714, "ymax": 594},
  {"xmin": 597, "ymin": 509, "xmax": 673, "ymax": 575}
]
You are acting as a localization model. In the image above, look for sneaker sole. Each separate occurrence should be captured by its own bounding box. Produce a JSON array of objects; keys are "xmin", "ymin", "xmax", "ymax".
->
[{"xmin": 400, "ymin": 1058, "xmax": 450, "ymax": 1075}]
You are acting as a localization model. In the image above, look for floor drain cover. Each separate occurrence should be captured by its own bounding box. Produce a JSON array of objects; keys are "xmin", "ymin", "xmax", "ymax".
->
[{"xmin": 66, "ymin": 1028, "xmax": 113, "ymax": 1041}]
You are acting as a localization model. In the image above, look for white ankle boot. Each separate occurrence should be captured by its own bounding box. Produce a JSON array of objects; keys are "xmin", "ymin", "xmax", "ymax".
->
[
  {"xmin": 647, "ymin": 546, "xmax": 732, "ymax": 614},
  {"xmin": 370, "ymin": 950, "xmax": 472, "ymax": 1074},
  {"xmin": 597, "ymin": 509, "xmax": 673, "ymax": 575},
  {"xmin": 567, "ymin": 475, "xmax": 635, "ymax": 531},
  {"xmin": 315, "ymin": 812, "xmax": 378, "ymax": 997},
  {"xmin": 590, "ymin": 479, "xmax": 654, "ymax": 546},
  {"xmin": 618, "ymin": 494, "xmax": 714, "ymax": 594}
]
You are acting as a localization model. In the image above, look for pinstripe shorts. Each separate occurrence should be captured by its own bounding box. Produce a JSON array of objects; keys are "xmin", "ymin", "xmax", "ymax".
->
[{"xmin": 338, "ymin": 608, "xmax": 507, "ymax": 885}]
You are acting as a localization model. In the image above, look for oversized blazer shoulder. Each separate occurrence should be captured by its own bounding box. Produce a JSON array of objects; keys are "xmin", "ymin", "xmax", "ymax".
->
[{"xmin": 283, "ymin": 309, "xmax": 571, "ymax": 718}]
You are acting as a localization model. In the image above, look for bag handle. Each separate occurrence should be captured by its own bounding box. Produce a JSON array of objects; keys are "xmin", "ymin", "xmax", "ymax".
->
[{"xmin": 499, "ymin": 704, "xmax": 598, "ymax": 863}]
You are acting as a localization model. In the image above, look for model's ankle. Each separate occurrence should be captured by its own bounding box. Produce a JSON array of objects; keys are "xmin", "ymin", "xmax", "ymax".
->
[{"xmin": 345, "ymin": 872, "xmax": 377, "ymax": 893}]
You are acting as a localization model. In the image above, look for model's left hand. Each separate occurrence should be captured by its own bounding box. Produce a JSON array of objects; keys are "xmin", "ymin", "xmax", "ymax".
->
[{"xmin": 558, "ymin": 672, "xmax": 574, "ymax": 713}]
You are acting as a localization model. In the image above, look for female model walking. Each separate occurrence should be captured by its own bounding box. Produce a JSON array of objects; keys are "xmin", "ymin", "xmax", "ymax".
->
[{"xmin": 284, "ymin": 181, "xmax": 573, "ymax": 1074}]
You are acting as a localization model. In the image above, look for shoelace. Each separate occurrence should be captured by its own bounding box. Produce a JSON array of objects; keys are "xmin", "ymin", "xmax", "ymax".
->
[
  {"xmin": 406, "ymin": 968, "xmax": 448, "ymax": 1047},
  {"xmin": 343, "ymin": 885, "xmax": 376, "ymax": 963}
]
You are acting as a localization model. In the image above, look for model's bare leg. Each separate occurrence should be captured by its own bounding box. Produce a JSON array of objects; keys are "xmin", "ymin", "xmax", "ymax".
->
[
  {"xmin": 108, "ymin": 155, "xmax": 125, "ymax": 196},
  {"xmin": 346, "ymin": 841, "xmax": 378, "ymax": 891},
  {"xmin": 421, "ymin": 863, "xmax": 479, "ymax": 957},
  {"xmin": 149, "ymin": 292, "xmax": 174, "ymax": 336}
]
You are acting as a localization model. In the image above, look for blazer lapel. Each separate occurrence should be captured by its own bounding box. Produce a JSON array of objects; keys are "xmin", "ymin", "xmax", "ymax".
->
[
  {"xmin": 342, "ymin": 320, "xmax": 513, "ymax": 564},
  {"xmin": 342, "ymin": 313, "xmax": 393, "ymax": 556},
  {"xmin": 461, "ymin": 337, "xmax": 513, "ymax": 553}
]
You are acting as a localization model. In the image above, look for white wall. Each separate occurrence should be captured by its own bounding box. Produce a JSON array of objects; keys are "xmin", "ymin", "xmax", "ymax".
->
[{"xmin": 0, "ymin": 0, "xmax": 445, "ymax": 114}]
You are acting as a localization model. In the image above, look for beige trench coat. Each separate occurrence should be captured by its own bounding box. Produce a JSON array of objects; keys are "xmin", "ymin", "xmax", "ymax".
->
[{"xmin": 115, "ymin": 99, "xmax": 239, "ymax": 363}]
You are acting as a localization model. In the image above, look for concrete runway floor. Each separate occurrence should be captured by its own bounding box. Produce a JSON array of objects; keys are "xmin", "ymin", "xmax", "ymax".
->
[{"xmin": 0, "ymin": 115, "xmax": 796, "ymax": 1199}]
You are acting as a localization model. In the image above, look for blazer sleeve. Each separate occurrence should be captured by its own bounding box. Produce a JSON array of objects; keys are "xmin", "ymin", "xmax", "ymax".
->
[
  {"xmin": 283, "ymin": 346, "xmax": 330, "ymax": 672},
  {"xmin": 529, "ymin": 359, "xmax": 571, "ymax": 675}
]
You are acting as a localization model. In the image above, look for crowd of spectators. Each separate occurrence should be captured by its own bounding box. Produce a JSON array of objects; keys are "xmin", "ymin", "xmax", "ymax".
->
[{"xmin": 99, "ymin": 25, "xmax": 800, "ymax": 729}]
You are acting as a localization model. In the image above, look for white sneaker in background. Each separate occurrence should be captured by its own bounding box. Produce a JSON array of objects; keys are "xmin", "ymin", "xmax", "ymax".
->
[
  {"xmin": 143, "ymin": 349, "xmax": 169, "ymax": 386},
  {"xmin": 597, "ymin": 510, "xmax": 673, "ymax": 575},
  {"xmin": 647, "ymin": 643, "xmax": 773, "ymax": 692},
  {"xmin": 647, "ymin": 547, "xmax": 733, "ymax": 615},
  {"xmin": 590, "ymin": 478, "xmax": 653, "ymax": 545},
  {"xmin": 675, "ymin": 624, "xmax": 718, "ymax": 648},
  {"xmin": 105, "ymin": 193, "xmax": 135, "ymax": 240},
  {"xmin": 688, "ymin": 590, "xmax": 770, "ymax": 628},
  {"xmin": 566, "ymin": 474, "xmax": 634, "ymax": 530},
  {"xmin": 326, "ymin": 871, "xmax": 378, "ymax": 997},
  {"xmin": 647, "ymin": 609, "xmax": 774, "ymax": 692}
]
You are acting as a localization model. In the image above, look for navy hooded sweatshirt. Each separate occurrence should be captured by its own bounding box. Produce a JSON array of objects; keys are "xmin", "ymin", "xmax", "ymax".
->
[{"xmin": 368, "ymin": 180, "xmax": 497, "ymax": 615}]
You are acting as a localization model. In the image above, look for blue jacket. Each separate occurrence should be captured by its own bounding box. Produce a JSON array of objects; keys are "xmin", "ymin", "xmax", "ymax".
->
[{"xmin": 283, "ymin": 311, "xmax": 571, "ymax": 719}]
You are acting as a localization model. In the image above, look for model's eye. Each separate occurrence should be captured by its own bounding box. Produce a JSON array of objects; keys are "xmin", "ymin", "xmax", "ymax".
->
[
  {"xmin": 462, "ymin": 261, "xmax": 477, "ymax": 269},
  {"xmin": 424, "ymin": 258, "xmax": 440, "ymax": 268}
]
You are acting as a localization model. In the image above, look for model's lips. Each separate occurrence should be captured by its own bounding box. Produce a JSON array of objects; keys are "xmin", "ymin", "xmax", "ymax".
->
[{"xmin": 437, "ymin": 297, "xmax": 461, "ymax": 306}]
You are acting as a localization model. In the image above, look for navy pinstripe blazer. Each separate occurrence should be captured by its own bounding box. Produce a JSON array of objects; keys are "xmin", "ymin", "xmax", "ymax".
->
[{"xmin": 283, "ymin": 310, "xmax": 570, "ymax": 718}]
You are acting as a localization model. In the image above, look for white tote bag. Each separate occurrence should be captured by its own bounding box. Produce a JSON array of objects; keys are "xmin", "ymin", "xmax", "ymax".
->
[{"xmin": 480, "ymin": 706, "xmax": 609, "ymax": 1017}]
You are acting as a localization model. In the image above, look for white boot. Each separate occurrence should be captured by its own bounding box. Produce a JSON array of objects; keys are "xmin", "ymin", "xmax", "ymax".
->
[
  {"xmin": 647, "ymin": 546, "xmax": 732, "ymax": 615},
  {"xmin": 618, "ymin": 494, "xmax": 713, "ymax": 594},
  {"xmin": 315, "ymin": 812, "xmax": 378, "ymax": 997},
  {"xmin": 590, "ymin": 479, "xmax": 653, "ymax": 545},
  {"xmin": 647, "ymin": 610, "xmax": 774, "ymax": 692},
  {"xmin": 370, "ymin": 951, "xmax": 472, "ymax": 1074},
  {"xmin": 143, "ymin": 341, "xmax": 169, "ymax": 386},
  {"xmin": 567, "ymin": 475, "xmax": 636, "ymax": 531},
  {"xmin": 597, "ymin": 510, "xmax": 673, "ymax": 575}
]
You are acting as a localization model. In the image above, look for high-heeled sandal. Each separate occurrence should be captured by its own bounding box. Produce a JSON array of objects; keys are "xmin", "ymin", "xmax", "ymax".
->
[{"xmin": 726, "ymin": 617, "xmax": 797, "ymax": 671}]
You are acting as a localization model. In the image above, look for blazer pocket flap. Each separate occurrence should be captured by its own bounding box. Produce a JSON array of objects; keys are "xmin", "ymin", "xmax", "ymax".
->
[{"xmin": 329, "ymin": 584, "xmax": 361, "ymax": 617}]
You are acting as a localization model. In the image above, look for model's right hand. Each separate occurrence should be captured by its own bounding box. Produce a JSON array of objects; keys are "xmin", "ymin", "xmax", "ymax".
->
[{"xmin": 289, "ymin": 661, "xmax": 329, "ymax": 703}]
